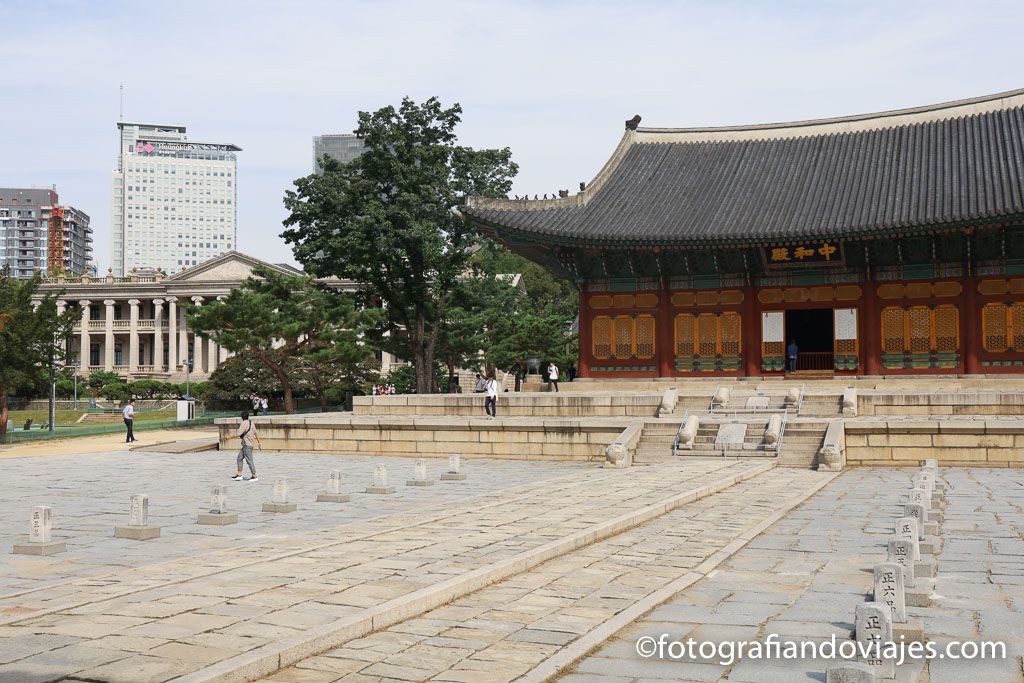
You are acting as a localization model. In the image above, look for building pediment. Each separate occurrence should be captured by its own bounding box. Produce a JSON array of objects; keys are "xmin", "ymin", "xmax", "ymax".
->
[{"xmin": 165, "ymin": 251, "xmax": 301, "ymax": 283}]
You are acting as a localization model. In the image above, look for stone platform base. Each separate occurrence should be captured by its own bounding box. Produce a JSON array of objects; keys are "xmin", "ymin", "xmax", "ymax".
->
[
  {"xmin": 12, "ymin": 540, "xmax": 66, "ymax": 556},
  {"xmin": 114, "ymin": 525, "xmax": 161, "ymax": 540},
  {"xmin": 365, "ymin": 486, "xmax": 395, "ymax": 495},
  {"xmin": 915, "ymin": 558, "xmax": 937, "ymax": 579},
  {"xmin": 317, "ymin": 493, "xmax": 350, "ymax": 503},
  {"xmin": 920, "ymin": 536, "xmax": 940, "ymax": 555},
  {"xmin": 907, "ymin": 580, "xmax": 935, "ymax": 607},
  {"xmin": 197, "ymin": 512, "xmax": 239, "ymax": 525},
  {"xmin": 262, "ymin": 502, "xmax": 298, "ymax": 513},
  {"xmin": 407, "ymin": 479, "xmax": 434, "ymax": 487},
  {"xmin": 893, "ymin": 619, "xmax": 926, "ymax": 644},
  {"xmin": 441, "ymin": 473, "xmax": 468, "ymax": 481}
]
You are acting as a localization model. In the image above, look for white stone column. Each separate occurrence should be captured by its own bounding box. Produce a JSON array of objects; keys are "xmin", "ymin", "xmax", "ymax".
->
[
  {"xmin": 167, "ymin": 297, "xmax": 177, "ymax": 372},
  {"xmin": 78, "ymin": 300, "xmax": 91, "ymax": 369},
  {"xmin": 153, "ymin": 299, "xmax": 164, "ymax": 373},
  {"xmin": 191, "ymin": 296, "xmax": 204, "ymax": 373},
  {"xmin": 128, "ymin": 299, "xmax": 140, "ymax": 373},
  {"xmin": 104, "ymin": 299, "xmax": 115, "ymax": 371},
  {"xmin": 178, "ymin": 304, "xmax": 188, "ymax": 371}
]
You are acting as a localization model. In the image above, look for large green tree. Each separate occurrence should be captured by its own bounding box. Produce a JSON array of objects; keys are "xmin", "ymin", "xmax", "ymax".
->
[
  {"xmin": 282, "ymin": 97, "xmax": 518, "ymax": 393},
  {"xmin": 186, "ymin": 266, "xmax": 372, "ymax": 414},
  {"xmin": 0, "ymin": 271, "xmax": 76, "ymax": 436}
]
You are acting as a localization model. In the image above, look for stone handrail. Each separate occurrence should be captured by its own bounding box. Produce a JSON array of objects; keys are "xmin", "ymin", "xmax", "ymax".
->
[
  {"xmin": 818, "ymin": 419, "xmax": 846, "ymax": 471},
  {"xmin": 675, "ymin": 414, "xmax": 699, "ymax": 450},
  {"xmin": 763, "ymin": 413, "xmax": 783, "ymax": 446},
  {"xmin": 842, "ymin": 387, "xmax": 857, "ymax": 416},
  {"xmin": 604, "ymin": 420, "xmax": 645, "ymax": 468},
  {"xmin": 657, "ymin": 388, "xmax": 678, "ymax": 416}
]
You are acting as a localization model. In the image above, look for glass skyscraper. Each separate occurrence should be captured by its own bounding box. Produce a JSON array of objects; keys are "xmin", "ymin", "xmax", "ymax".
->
[{"xmin": 313, "ymin": 133, "xmax": 365, "ymax": 173}]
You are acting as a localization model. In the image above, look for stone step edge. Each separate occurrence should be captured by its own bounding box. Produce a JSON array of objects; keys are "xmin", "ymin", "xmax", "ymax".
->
[
  {"xmin": 518, "ymin": 469, "xmax": 843, "ymax": 683},
  {"xmin": 171, "ymin": 461, "xmax": 776, "ymax": 683}
]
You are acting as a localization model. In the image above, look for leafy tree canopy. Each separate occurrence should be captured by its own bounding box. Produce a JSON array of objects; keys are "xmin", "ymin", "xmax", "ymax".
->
[{"xmin": 283, "ymin": 96, "xmax": 518, "ymax": 393}]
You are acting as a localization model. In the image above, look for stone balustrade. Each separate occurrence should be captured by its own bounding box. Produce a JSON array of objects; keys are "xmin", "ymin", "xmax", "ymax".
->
[{"xmin": 352, "ymin": 392, "xmax": 665, "ymax": 418}]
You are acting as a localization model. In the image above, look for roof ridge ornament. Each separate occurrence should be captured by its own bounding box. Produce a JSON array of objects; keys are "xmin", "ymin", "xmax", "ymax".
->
[{"xmin": 625, "ymin": 114, "xmax": 642, "ymax": 131}]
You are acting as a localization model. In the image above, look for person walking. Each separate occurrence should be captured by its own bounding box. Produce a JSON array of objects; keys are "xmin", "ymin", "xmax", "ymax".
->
[
  {"xmin": 260, "ymin": 396, "xmax": 269, "ymax": 416},
  {"xmin": 122, "ymin": 399, "xmax": 137, "ymax": 443},
  {"xmin": 231, "ymin": 410, "xmax": 261, "ymax": 481},
  {"xmin": 547, "ymin": 361, "xmax": 560, "ymax": 393},
  {"xmin": 474, "ymin": 373, "xmax": 485, "ymax": 393},
  {"xmin": 787, "ymin": 339, "xmax": 799, "ymax": 372},
  {"xmin": 484, "ymin": 374, "xmax": 498, "ymax": 419}
]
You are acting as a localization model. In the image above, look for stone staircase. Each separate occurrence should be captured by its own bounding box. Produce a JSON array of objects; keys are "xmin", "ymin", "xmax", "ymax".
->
[
  {"xmin": 632, "ymin": 421, "xmax": 682, "ymax": 464},
  {"xmin": 775, "ymin": 421, "xmax": 828, "ymax": 468},
  {"xmin": 670, "ymin": 390, "xmax": 843, "ymax": 418}
]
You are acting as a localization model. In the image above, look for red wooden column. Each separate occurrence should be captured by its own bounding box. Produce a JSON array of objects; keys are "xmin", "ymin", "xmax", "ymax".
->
[
  {"xmin": 962, "ymin": 275, "xmax": 981, "ymax": 374},
  {"xmin": 577, "ymin": 289, "xmax": 592, "ymax": 378},
  {"xmin": 862, "ymin": 281, "xmax": 882, "ymax": 375},
  {"xmin": 657, "ymin": 282, "xmax": 675, "ymax": 377},
  {"xmin": 742, "ymin": 286, "xmax": 761, "ymax": 376}
]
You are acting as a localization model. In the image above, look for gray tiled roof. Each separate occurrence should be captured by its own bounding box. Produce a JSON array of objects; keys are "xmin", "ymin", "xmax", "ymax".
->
[{"xmin": 464, "ymin": 90, "xmax": 1024, "ymax": 245}]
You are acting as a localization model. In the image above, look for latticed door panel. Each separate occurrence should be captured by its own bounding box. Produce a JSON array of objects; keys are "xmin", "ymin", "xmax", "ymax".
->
[
  {"xmin": 880, "ymin": 305, "xmax": 959, "ymax": 369},
  {"xmin": 720, "ymin": 312, "xmax": 741, "ymax": 356},
  {"xmin": 613, "ymin": 317, "xmax": 633, "ymax": 358},
  {"xmin": 592, "ymin": 316, "xmax": 613, "ymax": 359},
  {"xmin": 634, "ymin": 315, "xmax": 656, "ymax": 359},
  {"xmin": 933, "ymin": 305, "xmax": 959, "ymax": 367},
  {"xmin": 1012, "ymin": 304, "xmax": 1024, "ymax": 350},
  {"xmin": 697, "ymin": 314, "xmax": 718, "ymax": 356},
  {"xmin": 908, "ymin": 307, "xmax": 931, "ymax": 354},
  {"xmin": 983, "ymin": 303, "xmax": 1009, "ymax": 352},
  {"xmin": 675, "ymin": 314, "xmax": 696, "ymax": 357},
  {"xmin": 881, "ymin": 307, "xmax": 906, "ymax": 354}
]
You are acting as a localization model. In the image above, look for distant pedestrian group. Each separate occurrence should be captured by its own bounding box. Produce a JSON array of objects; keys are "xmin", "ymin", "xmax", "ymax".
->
[
  {"xmin": 251, "ymin": 395, "xmax": 269, "ymax": 416},
  {"xmin": 372, "ymin": 384, "xmax": 396, "ymax": 396}
]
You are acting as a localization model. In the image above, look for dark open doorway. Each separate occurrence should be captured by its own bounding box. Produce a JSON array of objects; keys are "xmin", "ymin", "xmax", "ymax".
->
[{"xmin": 785, "ymin": 308, "xmax": 834, "ymax": 371}]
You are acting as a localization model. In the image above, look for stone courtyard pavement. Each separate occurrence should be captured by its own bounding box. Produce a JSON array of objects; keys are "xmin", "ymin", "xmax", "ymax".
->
[{"xmin": 1, "ymin": 448, "xmax": 1021, "ymax": 683}]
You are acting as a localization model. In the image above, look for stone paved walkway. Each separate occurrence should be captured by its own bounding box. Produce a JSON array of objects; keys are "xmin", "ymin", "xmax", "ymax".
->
[
  {"xmin": 0, "ymin": 453, "xmax": 760, "ymax": 683},
  {"xmin": 560, "ymin": 467, "xmax": 1024, "ymax": 683},
  {"xmin": 265, "ymin": 468, "xmax": 830, "ymax": 683}
]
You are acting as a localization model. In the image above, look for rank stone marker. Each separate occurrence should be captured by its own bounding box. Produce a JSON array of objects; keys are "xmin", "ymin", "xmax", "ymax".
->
[
  {"xmin": 909, "ymin": 487, "xmax": 927, "ymax": 508},
  {"xmin": 317, "ymin": 469, "xmax": 350, "ymax": 503},
  {"xmin": 114, "ymin": 493, "xmax": 161, "ymax": 540},
  {"xmin": 366, "ymin": 465, "xmax": 395, "ymax": 494},
  {"xmin": 441, "ymin": 453, "xmax": 467, "ymax": 481},
  {"xmin": 407, "ymin": 458, "xmax": 434, "ymax": 486},
  {"xmin": 887, "ymin": 539, "xmax": 916, "ymax": 588},
  {"xmin": 13, "ymin": 505, "xmax": 66, "ymax": 555},
  {"xmin": 895, "ymin": 517, "xmax": 921, "ymax": 560},
  {"xmin": 198, "ymin": 485, "xmax": 239, "ymax": 525},
  {"xmin": 263, "ymin": 478, "xmax": 298, "ymax": 513},
  {"xmin": 873, "ymin": 562, "xmax": 906, "ymax": 623},
  {"xmin": 855, "ymin": 602, "xmax": 895, "ymax": 680},
  {"xmin": 904, "ymin": 504, "xmax": 927, "ymax": 540},
  {"xmin": 826, "ymin": 662, "xmax": 875, "ymax": 683}
]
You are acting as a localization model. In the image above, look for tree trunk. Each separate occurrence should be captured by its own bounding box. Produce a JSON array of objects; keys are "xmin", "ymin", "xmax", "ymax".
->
[
  {"xmin": 319, "ymin": 390, "xmax": 327, "ymax": 411},
  {"xmin": 282, "ymin": 383, "xmax": 295, "ymax": 415},
  {"xmin": 255, "ymin": 352, "xmax": 295, "ymax": 414},
  {"xmin": 0, "ymin": 393, "xmax": 7, "ymax": 438},
  {"xmin": 413, "ymin": 309, "xmax": 432, "ymax": 394}
]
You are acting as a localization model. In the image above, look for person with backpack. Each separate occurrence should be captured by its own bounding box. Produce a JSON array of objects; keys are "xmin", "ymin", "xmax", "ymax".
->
[
  {"xmin": 231, "ymin": 411, "xmax": 261, "ymax": 481},
  {"xmin": 484, "ymin": 374, "xmax": 498, "ymax": 418}
]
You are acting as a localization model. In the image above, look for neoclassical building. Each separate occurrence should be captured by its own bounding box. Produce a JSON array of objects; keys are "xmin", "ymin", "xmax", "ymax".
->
[{"xmin": 34, "ymin": 251, "xmax": 361, "ymax": 381}]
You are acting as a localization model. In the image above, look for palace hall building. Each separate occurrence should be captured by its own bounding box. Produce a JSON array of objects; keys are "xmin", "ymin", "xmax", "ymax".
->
[{"xmin": 464, "ymin": 89, "xmax": 1024, "ymax": 379}]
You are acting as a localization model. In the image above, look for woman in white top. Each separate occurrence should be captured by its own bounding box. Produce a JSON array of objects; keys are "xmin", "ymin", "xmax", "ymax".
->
[
  {"xmin": 547, "ymin": 362, "xmax": 559, "ymax": 393},
  {"xmin": 484, "ymin": 375, "xmax": 498, "ymax": 418}
]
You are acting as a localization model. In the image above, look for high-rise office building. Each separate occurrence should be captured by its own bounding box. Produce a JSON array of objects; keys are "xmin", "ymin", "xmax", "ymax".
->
[
  {"xmin": 313, "ymin": 133, "xmax": 364, "ymax": 173},
  {"xmin": 111, "ymin": 122, "xmax": 241, "ymax": 276},
  {"xmin": 0, "ymin": 187, "xmax": 93, "ymax": 278}
]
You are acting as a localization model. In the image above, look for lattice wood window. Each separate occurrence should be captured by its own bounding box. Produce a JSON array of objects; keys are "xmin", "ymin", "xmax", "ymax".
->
[
  {"xmin": 982, "ymin": 302, "xmax": 1024, "ymax": 352},
  {"xmin": 881, "ymin": 305, "xmax": 960, "ymax": 356},
  {"xmin": 674, "ymin": 312, "xmax": 741, "ymax": 356},
  {"xmin": 591, "ymin": 315, "xmax": 656, "ymax": 360}
]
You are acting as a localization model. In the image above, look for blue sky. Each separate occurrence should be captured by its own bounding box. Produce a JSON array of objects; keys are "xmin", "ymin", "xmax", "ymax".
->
[{"xmin": 1, "ymin": 0, "xmax": 1022, "ymax": 271}]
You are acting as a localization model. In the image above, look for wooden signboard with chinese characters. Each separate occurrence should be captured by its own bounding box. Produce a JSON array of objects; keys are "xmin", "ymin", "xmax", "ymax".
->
[{"xmin": 762, "ymin": 241, "xmax": 844, "ymax": 268}]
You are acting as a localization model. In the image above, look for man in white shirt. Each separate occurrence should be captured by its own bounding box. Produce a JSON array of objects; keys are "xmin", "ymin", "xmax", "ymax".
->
[
  {"xmin": 547, "ymin": 362, "xmax": 559, "ymax": 393},
  {"xmin": 484, "ymin": 374, "xmax": 498, "ymax": 419},
  {"xmin": 122, "ymin": 399, "xmax": 137, "ymax": 443}
]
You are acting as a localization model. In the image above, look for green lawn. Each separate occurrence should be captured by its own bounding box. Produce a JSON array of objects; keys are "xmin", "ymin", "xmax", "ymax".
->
[{"xmin": 7, "ymin": 407, "xmax": 177, "ymax": 428}]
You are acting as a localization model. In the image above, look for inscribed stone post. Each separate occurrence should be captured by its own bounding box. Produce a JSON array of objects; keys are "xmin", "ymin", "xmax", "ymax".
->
[
  {"xmin": 129, "ymin": 494, "xmax": 149, "ymax": 527},
  {"xmin": 448, "ymin": 453, "xmax": 461, "ymax": 474},
  {"xmin": 873, "ymin": 562, "xmax": 907, "ymax": 623},
  {"xmin": 30, "ymin": 506, "xmax": 52, "ymax": 543},
  {"xmin": 415, "ymin": 459, "xmax": 427, "ymax": 481},
  {"xmin": 895, "ymin": 517, "xmax": 921, "ymax": 560},
  {"xmin": 211, "ymin": 485, "xmax": 228, "ymax": 513},
  {"xmin": 855, "ymin": 602, "xmax": 895, "ymax": 679},
  {"xmin": 273, "ymin": 478, "xmax": 289, "ymax": 504},
  {"xmin": 909, "ymin": 487, "xmax": 927, "ymax": 509},
  {"xmin": 904, "ymin": 503, "xmax": 927, "ymax": 540},
  {"xmin": 374, "ymin": 465, "xmax": 388, "ymax": 488},
  {"xmin": 328, "ymin": 470, "xmax": 342, "ymax": 494},
  {"xmin": 887, "ymin": 538, "xmax": 916, "ymax": 588}
]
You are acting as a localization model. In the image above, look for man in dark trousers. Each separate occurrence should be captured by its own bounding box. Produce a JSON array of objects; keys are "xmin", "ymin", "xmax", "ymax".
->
[
  {"xmin": 787, "ymin": 339, "xmax": 799, "ymax": 372},
  {"xmin": 122, "ymin": 398, "xmax": 137, "ymax": 443}
]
